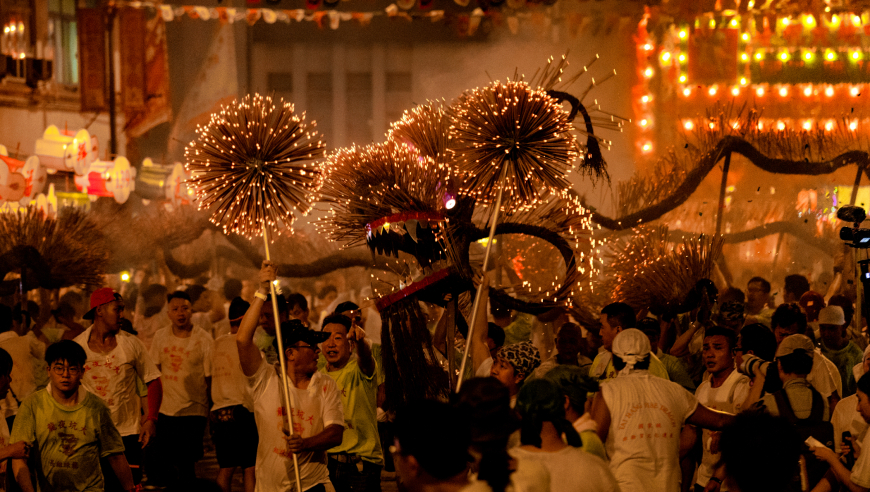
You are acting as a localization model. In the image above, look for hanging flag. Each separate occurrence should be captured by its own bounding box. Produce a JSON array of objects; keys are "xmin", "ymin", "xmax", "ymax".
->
[
  {"xmin": 125, "ymin": 13, "xmax": 172, "ymax": 138},
  {"xmin": 119, "ymin": 8, "xmax": 146, "ymax": 111},
  {"xmin": 78, "ymin": 9, "xmax": 107, "ymax": 112}
]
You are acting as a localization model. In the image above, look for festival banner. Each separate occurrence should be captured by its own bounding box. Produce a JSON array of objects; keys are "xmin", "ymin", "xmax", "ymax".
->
[
  {"xmin": 119, "ymin": 8, "xmax": 147, "ymax": 111},
  {"xmin": 77, "ymin": 8, "xmax": 107, "ymax": 112}
]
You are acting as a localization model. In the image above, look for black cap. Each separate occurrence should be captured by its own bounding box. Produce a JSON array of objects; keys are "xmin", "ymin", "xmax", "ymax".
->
[
  {"xmin": 229, "ymin": 297, "xmax": 250, "ymax": 323},
  {"xmin": 273, "ymin": 319, "xmax": 330, "ymax": 353}
]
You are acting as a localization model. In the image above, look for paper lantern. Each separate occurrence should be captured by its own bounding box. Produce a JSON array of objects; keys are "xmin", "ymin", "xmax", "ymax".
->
[
  {"xmin": 137, "ymin": 158, "xmax": 194, "ymax": 206},
  {"xmin": 0, "ymin": 145, "xmax": 46, "ymax": 204},
  {"xmin": 73, "ymin": 156, "xmax": 136, "ymax": 204},
  {"xmin": 166, "ymin": 161, "xmax": 195, "ymax": 206},
  {"xmin": 137, "ymin": 158, "xmax": 175, "ymax": 201},
  {"xmin": 34, "ymin": 125, "xmax": 95, "ymax": 174}
]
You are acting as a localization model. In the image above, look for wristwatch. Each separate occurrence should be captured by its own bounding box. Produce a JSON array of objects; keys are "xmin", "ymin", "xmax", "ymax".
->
[{"xmin": 254, "ymin": 291, "xmax": 268, "ymax": 301}]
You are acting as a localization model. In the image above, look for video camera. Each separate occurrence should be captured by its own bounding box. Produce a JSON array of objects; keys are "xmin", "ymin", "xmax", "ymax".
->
[
  {"xmin": 839, "ymin": 205, "xmax": 870, "ymax": 248},
  {"xmin": 839, "ymin": 205, "xmax": 870, "ymax": 283}
]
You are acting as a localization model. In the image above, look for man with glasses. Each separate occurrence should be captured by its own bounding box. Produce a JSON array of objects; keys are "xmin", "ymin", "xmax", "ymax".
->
[
  {"xmin": 692, "ymin": 326, "xmax": 750, "ymax": 492},
  {"xmin": 11, "ymin": 340, "xmax": 134, "ymax": 492},
  {"xmin": 74, "ymin": 288, "xmax": 162, "ymax": 492},
  {"xmin": 237, "ymin": 261, "xmax": 344, "ymax": 492}
]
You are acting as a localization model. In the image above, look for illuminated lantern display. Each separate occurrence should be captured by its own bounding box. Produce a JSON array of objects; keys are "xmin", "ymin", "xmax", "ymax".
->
[
  {"xmin": 0, "ymin": 144, "xmax": 45, "ymax": 204},
  {"xmin": 137, "ymin": 158, "xmax": 194, "ymax": 206},
  {"xmin": 73, "ymin": 156, "xmax": 136, "ymax": 204},
  {"xmin": 166, "ymin": 161, "xmax": 195, "ymax": 206},
  {"xmin": 34, "ymin": 125, "xmax": 95, "ymax": 175}
]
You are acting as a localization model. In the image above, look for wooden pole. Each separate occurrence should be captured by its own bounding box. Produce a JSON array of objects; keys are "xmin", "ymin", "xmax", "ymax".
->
[
  {"xmin": 852, "ymin": 167, "xmax": 864, "ymax": 340},
  {"xmin": 715, "ymin": 152, "xmax": 732, "ymax": 236},
  {"xmin": 457, "ymin": 169, "xmax": 507, "ymax": 392},
  {"xmin": 446, "ymin": 296, "xmax": 456, "ymax": 391},
  {"xmin": 263, "ymin": 227, "xmax": 303, "ymax": 492}
]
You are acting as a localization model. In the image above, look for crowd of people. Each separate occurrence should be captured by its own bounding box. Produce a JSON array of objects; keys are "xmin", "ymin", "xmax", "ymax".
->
[{"xmin": 1, "ymin": 263, "xmax": 870, "ymax": 492}]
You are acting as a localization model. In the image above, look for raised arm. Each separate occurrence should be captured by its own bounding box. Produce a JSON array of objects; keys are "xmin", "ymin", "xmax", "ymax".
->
[
  {"xmin": 470, "ymin": 276, "xmax": 492, "ymax": 375},
  {"xmin": 353, "ymin": 325, "xmax": 376, "ymax": 377},
  {"xmin": 237, "ymin": 261, "xmax": 273, "ymax": 377}
]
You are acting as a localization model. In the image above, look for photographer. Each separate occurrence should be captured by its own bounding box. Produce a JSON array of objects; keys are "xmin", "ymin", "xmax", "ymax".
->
[
  {"xmin": 734, "ymin": 324, "xmax": 777, "ymax": 411},
  {"xmin": 810, "ymin": 373, "xmax": 870, "ymax": 492},
  {"xmin": 747, "ymin": 334, "xmax": 833, "ymax": 490},
  {"xmin": 771, "ymin": 304, "xmax": 842, "ymax": 414}
]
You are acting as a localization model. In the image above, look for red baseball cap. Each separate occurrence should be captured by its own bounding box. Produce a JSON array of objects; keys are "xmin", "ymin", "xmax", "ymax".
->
[{"xmin": 83, "ymin": 288, "xmax": 121, "ymax": 320}]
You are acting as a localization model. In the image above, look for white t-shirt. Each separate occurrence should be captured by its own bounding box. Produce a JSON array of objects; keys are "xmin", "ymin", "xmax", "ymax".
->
[
  {"xmin": 476, "ymin": 357, "xmax": 494, "ymax": 378},
  {"xmin": 693, "ymin": 370, "xmax": 750, "ymax": 489},
  {"xmin": 211, "ymin": 333, "xmax": 253, "ymax": 412},
  {"xmin": 510, "ymin": 446, "xmax": 619, "ymax": 492},
  {"xmin": 601, "ymin": 370, "xmax": 699, "ymax": 492},
  {"xmin": 134, "ymin": 305, "xmax": 167, "ymax": 351},
  {"xmin": 74, "ymin": 328, "xmax": 162, "ymax": 436},
  {"xmin": 150, "ymin": 326, "xmax": 214, "ymax": 417},
  {"xmin": 851, "ymin": 432, "xmax": 870, "ymax": 488},
  {"xmin": 192, "ymin": 312, "xmax": 214, "ymax": 339},
  {"xmin": 248, "ymin": 360, "xmax": 344, "ymax": 492},
  {"xmin": 23, "ymin": 332, "xmax": 49, "ymax": 392},
  {"xmin": 832, "ymin": 394, "xmax": 868, "ymax": 450},
  {"xmin": 0, "ymin": 331, "xmax": 41, "ymax": 414},
  {"xmin": 808, "ymin": 349, "xmax": 843, "ymax": 399}
]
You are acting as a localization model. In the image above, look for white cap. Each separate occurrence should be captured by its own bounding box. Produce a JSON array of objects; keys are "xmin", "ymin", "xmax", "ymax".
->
[
  {"xmin": 612, "ymin": 328, "xmax": 651, "ymax": 374},
  {"xmin": 818, "ymin": 306, "xmax": 845, "ymax": 326},
  {"xmin": 775, "ymin": 334, "xmax": 815, "ymax": 359}
]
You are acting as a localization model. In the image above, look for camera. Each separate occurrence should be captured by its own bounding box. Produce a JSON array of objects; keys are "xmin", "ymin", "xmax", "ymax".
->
[
  {"xmin": 838, "ymin": 205, "xmax": 870, "ymax": 249},
  {"xmin": 738, "ymin": 354, "xmax": 770, "ymax": 377}
]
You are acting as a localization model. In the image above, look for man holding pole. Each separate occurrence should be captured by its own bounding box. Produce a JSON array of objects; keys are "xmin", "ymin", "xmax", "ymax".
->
[{"xmin": 237, "ymin": 260, "xmax": 345, "ymax": 492}]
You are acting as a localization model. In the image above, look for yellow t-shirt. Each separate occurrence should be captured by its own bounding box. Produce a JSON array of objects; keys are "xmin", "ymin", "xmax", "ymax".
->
[{"xmin": 320, "ymin": 357, "xmax": 384, "ymax": 464}]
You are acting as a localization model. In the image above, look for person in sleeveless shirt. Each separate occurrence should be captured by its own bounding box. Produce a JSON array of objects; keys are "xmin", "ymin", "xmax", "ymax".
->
[{"xmin": 590, "ymin": 329, "xmax": 736, "ymax": 492}]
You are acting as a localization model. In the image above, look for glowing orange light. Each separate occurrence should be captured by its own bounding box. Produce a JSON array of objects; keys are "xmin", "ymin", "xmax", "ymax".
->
[
  {"xmin": 825, "ymin": 120, "xmax": 835, "ymax": 131},
  {"xmin": 825, "ymin": 86, "xmax": 834, "ymax": 97},
  {"xmin": 683, "ymin": 87, "xmax": 692, "ymax": 97},
  {"xmin": 779, "ymin": 87, "xmax": 788, "ymax": 97},
  {"xmin": 683, "ymin": 120, "xmax": 694, "ymax": 130},
  {"xmin": 756, "ymin": 87, "xmax": 765, "ymax": 97},
  {"xmin": 776, "ymin": 121, "xmax": 786, "ymax": 130},
  {"xmin": 802, "ymin": 120, "xmax": 812, "ymax": 130},
  {"xmin": 803, "ymin": 86, "xmax": 812, "ymax": 97},
  {"xmin": 851, "ymin": 86, "xmax": 861, "ymax": 97},
  {"xmin": 708, "ymin": 86, "xmax": 718, "ymax": 96},
  {"xmin": 644, "ymin": 67, "xmax": 654, "ymax": 78},
  {"xmin": 731, "ymin": 87, "xmax": 740, "ymax": 96}
]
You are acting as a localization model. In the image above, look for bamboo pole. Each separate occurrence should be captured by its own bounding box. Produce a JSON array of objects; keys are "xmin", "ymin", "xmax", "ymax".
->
[
  {"xmin": 263, "ymin": 227, "xmax": 303, "ymax": 492},
  {"xmin": 715, "ymin": 152, "xmax": 731, "ymax": 237},
  {"xmin": 457, "ymin": 168, "xmax": 507, "ymax": 392}
]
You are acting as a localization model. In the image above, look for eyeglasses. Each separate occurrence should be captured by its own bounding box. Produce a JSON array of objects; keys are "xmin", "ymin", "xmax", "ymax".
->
[{"xmin": 50, "ymin": 364, "xmax": 82, "ymax": 376}]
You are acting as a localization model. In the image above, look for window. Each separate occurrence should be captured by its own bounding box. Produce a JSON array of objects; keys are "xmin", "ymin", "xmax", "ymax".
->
[
  {"xmin": 346, "ymin": 72, "xmax": 372, "ymax": 146},
  {"xmin": 307, "ymin": 72, "xmax": 333, "ymax": 147},
  {"xmin": 385, "ymin": 71, "xmax": 412, "ymax": 125},
  {"xmin": 48, "ymin": 0, "xmax": 78, "ymax": 86},
  {"xmin": 267, "ymin": 72, "xmax": 293, "ymax": 101}
]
